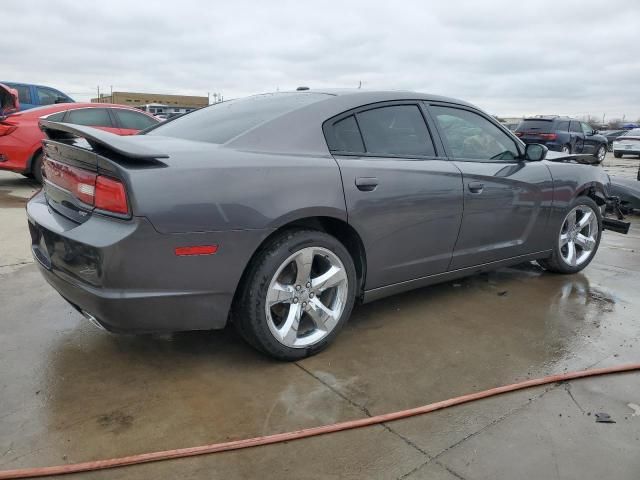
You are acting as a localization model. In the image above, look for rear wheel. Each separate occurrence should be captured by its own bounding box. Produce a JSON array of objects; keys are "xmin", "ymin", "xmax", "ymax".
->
[
  {"xmin": 538, "ymin": 197, "xmax": 602, "ymax": 274},
  {"xmin": 561, "ymin": 145, "xmax": 571, "ymax": 154},
  {"xmin": 614, "ymin": 151, "xmax": 623, "ymax": 158},
  {"xmin": 595, "ymin": 145, "xmax": 606, "ymax": 163},
  {"xmin": 31, "ymin": 152, "xmax": 44, "ymax": 184},
  {"xmin": 234, "ymin": 229, "xmax": 357, "ymax": 360}
]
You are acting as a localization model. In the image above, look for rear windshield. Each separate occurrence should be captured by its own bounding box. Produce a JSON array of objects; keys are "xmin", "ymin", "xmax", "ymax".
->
[
  {"xmin": 146, "ymin": 92, "xmax": 329, "ymax": 144},
  {"xmin": 515, "ymin": 120, "xmax": 553, "ymax": 133}
]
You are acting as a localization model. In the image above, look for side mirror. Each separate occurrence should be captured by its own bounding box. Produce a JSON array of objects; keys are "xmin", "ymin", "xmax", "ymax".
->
[{"xmin": 524, "ymin": 143, "xmax": 548, "ymax": 161}]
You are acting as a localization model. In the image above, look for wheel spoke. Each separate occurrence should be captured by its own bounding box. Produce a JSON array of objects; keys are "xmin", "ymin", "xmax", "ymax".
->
[
  {"xmin": 565, "ymin": 241, "xmax": 577, "ymax": 266},
  {"xmin": 311, "ymin": 265, "xmax": 346, "ymax": 293},
  {"xmin": 575, "ymin": 234, "xmax": 595, "ymax": 251},
  {"xmin": 294, "ymin": 249, "xmax": 314, "ymax": 286},
  {"xmin": 565, "ymin": 210, "xmax": 577, "ymax": 230},
  {"xmin": 560, "ymin": 233, "xmax": 570, "ymax": 246},
  {"xmin": 266, "ymin": 281, "xmax": 295, "ymax": 307},
  {"xmin": 277, "ymin": 303, "xmax": 302, "ymax": 345},
  {"xmin": 307, "ymin": 297, "xmax": 339, "ymax": 332},
  {"xmin": 577, "ymin": 210, "xmax": 593, "ymax": 230}
]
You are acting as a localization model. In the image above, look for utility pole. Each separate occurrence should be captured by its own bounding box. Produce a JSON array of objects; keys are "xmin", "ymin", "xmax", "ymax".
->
[{"xmin": 97, "ymin": 85, "xmax": 100, "ymax": 102}]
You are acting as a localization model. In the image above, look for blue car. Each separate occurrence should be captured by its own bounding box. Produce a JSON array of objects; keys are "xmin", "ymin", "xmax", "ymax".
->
[{"xmin": 0, "ymin": 82, "xmax": 74, "ymax": 111}]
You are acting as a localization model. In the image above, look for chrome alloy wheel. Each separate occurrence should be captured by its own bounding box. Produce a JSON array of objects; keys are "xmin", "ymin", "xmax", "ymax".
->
[
  {"xmin": 559, "ymin": 205, "xmax": 598, "ymax": 267},
  {"xmin": 597, "ymin": 145, "xmax": 606, "ymax": 162},
  {"xmin": 265, "ymin": 247, "xmax": 348, "ymax": 348}
]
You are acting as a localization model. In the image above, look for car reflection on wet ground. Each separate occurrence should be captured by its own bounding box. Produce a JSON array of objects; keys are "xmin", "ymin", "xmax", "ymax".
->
[{"xmin": 0, "ymin": 160, "xmax": 639, "ymax": 479}]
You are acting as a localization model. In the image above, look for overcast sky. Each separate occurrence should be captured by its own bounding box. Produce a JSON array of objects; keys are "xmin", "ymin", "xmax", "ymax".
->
[{"xmin": 5, "ymin": 0, "xmax": 640, "ymax": 120}]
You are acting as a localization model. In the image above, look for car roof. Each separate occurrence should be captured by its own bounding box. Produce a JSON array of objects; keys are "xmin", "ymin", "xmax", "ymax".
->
[
  {"xmin": 8, "ymin": 102, "xmax": 156, "ymax": 118},
  {"xmin": 522, "ymin": 115, "xmax": 574, "ymax": 121}
]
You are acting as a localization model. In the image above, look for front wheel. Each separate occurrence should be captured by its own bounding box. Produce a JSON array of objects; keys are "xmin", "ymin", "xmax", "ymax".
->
[
  {"xmin": 613, "ymin": 151, "xmax": 623, "ymax": 158},
  {"xmin": 31, "ymin": 152, "xmax": 44, "ymax": 184},
  {"xmin": 595, "ymin": 145, "xmax": 606, "ymax": 163},
  {"xmin": 234, "ymin": 229, "xmax": 357, "ymax": 360},
  {"xmin": 538, "ymin": 197, "xmax": 602, "ymax": 274}
]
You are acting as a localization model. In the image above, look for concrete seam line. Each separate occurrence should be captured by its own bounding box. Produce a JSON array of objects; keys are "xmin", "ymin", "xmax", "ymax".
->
[{"xmin": 0, "ymin": 363, "xmax": 638, "ymax": 479}]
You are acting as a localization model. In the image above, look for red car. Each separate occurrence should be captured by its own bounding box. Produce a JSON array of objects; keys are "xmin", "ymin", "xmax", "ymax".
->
[{"xmin": 0, "ymin": 84, "xmax": 159, "ymax": 182}]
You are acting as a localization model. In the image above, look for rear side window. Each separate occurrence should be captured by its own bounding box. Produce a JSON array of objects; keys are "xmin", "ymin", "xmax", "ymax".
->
[
  {"xmin": 555, "ymin": 120, "xmax": 569, "ymax": 132},
  {"xmin": 147, "ymin": 92, "xmax": 328, "ymax": 144},
  {"xmin": 570, "ymin": 121, "xmax": 582, "ymax": 133},
  {"xmin": 113, "ymin": 109, "xmax": 158, "ymax": 130},
  {"xmin": 356, "ymin": 105, "xmax": 436, "ymax": 156},
  {"xmin": 66, "ymin": 108, "xmax": 112, "ymax": 127},
  {"xmin": 45, "ymin": 111, "xmax": 66, "ymax": 121},
  {"xmin": 330, "ymin": 115, "xmax": 364, "ymax": 152},
  {"xmin": 11, "ymin": 85, "xmax": 31, "ymax": 104},
  {"xmin": 515, "ymin": 120, "xmax": 553, "ymax": 133}
]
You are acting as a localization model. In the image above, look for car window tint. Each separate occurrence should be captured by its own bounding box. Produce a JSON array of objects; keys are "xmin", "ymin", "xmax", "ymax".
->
[
  {"xmin": 330, "ymin": 115, "xmax": 364, "ymax": 152},
  {"xmin": 114, "ymin": 109, "xmax": 158, "ymax": 130},
  {"xmin": 556, "ymin": 120, "xmax": 569, "ymax": 132},
  {"xmin": 515, "ymin": 120, "xmax": 553, "ymax": 132},
  {"xmin": 432, "ymin": 106, "xmax": 519, "ymax": 161},
  {"xmin": 37, "ymin": 87, "xmax": 62, "ymax": 106},
  {"xmin": 581, "ymin": 123, "xmax": 593, "ymax": 134},
  {"xmin": 45, "ymin": 111, "xmax": 66, "ymax": 121},
  {"xmin": 147, "ymin": 92, "xmax": 329, "ymax": 144},
  {"xmin": 356, "ymin": 105, "xmax": 435, "ymax": 156},
  {"xmin": 66, "ymin": 108, "xmax": 112, "ymax": 127},
  {"xmin": 570, "ymin": 121, "xmax": 582, "ymax": 133}
]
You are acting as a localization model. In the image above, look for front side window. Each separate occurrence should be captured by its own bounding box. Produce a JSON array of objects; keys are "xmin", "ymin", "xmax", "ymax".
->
[
  {"xmin": 113, "ymin": 109, "xmax": 158, "ymax": 130},
  {"xmin": 581, "ymin": 122, "xmax": 594, "ymax": 134},
  {"xmin": 66, "ymin": 108, "xmax": 112, "ymax": 127},
  {"xmin": 570, "ymin": 121, "xmax": 582, "ymax": 133},
  {"xmin": 355, "ymin": 105, "xmax": 435, "ymax": 156},
  {"xmin": 37, "ymin": 87, "xmax": 64, "ymax": 105},
  {"xmin": 431, "ymin": 106, "xmax": 519, "ymax": 160}
]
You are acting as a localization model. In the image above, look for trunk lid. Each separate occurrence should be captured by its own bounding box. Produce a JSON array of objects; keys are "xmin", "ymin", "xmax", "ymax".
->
[
  {"xmin": 40, "ymin": 120, "xmax": 168, "ymax": 223},
  {"xmin": 0, "ymin": 83, "xmax": 19, "ymax": 119}
]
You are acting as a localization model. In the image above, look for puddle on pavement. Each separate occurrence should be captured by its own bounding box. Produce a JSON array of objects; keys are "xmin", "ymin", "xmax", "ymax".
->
[{"xmin": 0, "ymin": 189, "xmax": 31, "ymax": 207}]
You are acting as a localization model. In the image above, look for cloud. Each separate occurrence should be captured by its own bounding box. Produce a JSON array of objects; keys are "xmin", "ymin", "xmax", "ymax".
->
[{"xmin": 4, "ymin": 0, "xmax": 640, "ymax": 119}]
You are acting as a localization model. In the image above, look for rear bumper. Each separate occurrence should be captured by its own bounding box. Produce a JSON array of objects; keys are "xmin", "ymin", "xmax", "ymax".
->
[
  {"xmin": 27, "ymin": 190, "xmax": 270, "ymax": 333},
  {"xmin": 0, "ymin": 137, "xmax": 33, "ymax": 173},
  {"xmin": 613, "ymin": 148, "xmax": 640, "ymax": 155}
]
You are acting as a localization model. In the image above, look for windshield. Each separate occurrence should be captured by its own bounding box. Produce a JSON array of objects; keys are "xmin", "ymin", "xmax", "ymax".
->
[
  {"xmin": 146, "ymin": 92, "xmax": 329, "ymax": 144},
  {"xmin": 622, "ymin": 128, "xmax": 640, "ymax": 136}
]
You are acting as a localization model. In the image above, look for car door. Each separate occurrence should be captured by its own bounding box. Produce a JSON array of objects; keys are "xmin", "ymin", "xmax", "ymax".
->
[
  {"xmin": 580, "ymin": 122, "xmax": 598, "ymax": 154},
  {"xmin": 569, "ymin": 121, "xmax": 584, "ymax": 153},
  {"xmin": 111, "ymin": 108, "xmax": 159, "ymax": 135},
  {"xmin": 427, "ymin": 103, "xmax": 554, "ymax": 270},
  {"xmin": 65, "ymin": 108, "xmax": 121, "ymax": 134},
  {"xmin": 325, "ymin": 102, "xmax": 464, "ymax": 289}
]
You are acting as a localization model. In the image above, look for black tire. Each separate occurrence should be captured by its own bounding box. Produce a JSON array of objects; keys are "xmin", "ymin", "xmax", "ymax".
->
[
  {"xmin": 234, "ymin": 229, "xmax": 357, "ymax": 361},
  {"xmin": 561, "ymin": 145, "xmax": 571, "ymax": 154},
  {"xmin": 594, "ymin": 144, "xmax": 606, "ymax": 163},
  {"xmin": 613, "ymin": 151, "xmax": 622, "ymax": 158},
  {"xmin": 31, "ymin": 151, "xmax": 44, "ymax": 184},
  {"xmin": 537, "ymin": 196, "xmax": 602, "ymax": 274}
]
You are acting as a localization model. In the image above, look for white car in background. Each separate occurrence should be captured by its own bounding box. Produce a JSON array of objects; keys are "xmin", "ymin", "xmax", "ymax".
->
[{"xmin": 613, "ymin": 128, "xmax": 640, "ymax": 158}]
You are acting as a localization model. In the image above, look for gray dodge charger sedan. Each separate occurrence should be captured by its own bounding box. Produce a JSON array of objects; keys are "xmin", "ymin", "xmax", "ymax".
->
[{"xmin": 28, "ymin": 90, "xmax": 615, "ymax": 360}]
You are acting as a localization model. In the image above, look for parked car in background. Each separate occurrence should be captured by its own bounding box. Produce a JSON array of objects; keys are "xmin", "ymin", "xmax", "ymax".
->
[
  {"xmin": 0, "ymin": 82, "xmax": 74, "ymax": 111},
  {"xmin": 515, "ymin": 116, "xmax": 608, "ymax": 163},
  {"xmin": 600, "ymin": 129, "xmax": 627, "ymax": 151},
  {"xmin": 27, "ymin": 90, "xmax": 618, "ymax": 360},
  {"xmin": 0, "ymin": 91, "xmax": 159, "ymax": 182},
  {"xmin": 613, "ymin": 128, "xmax": 640, "ymax": 159}
]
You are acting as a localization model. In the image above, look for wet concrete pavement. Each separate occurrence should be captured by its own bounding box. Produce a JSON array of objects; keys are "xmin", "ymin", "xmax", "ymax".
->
[{"xmin": 1, "ymin": 159, "xmax": 639, "ymax": 479}]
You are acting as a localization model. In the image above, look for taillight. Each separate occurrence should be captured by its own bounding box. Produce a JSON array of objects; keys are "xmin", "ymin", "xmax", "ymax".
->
[
  {"xmin": 95, "ymin": 176, "xmax": 128, "ymax": 214},
  {"xmin": 0, "ymin": 122, "xmax": 17, "ymax": 136},
  {"xmin": 43, "ymin": 157, "xmax": 129, "ymax": 215},
  {"xmin": 539, "ymin": 133, "xmax": 557, "ymax": 141}
]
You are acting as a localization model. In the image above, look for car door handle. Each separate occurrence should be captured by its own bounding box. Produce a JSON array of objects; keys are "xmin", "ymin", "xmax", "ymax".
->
[
  {"xmin": 468, "ymin": 182, "xmax": 484, "ymax": 193},
  {"xmin": 355, "ymin": 177, "xmax": 379, "ymax": 191}
]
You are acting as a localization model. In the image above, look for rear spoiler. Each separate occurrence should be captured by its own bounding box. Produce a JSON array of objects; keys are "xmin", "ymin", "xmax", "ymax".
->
[{"xmin": 39, "ymin": 120, "xmax": 169, "ymax": 159}]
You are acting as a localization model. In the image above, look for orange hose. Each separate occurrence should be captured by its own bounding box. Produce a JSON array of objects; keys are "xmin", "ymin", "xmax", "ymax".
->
[{"xmin": 1, "ymin": 362, "xmax": 638, "ymax": 479}]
